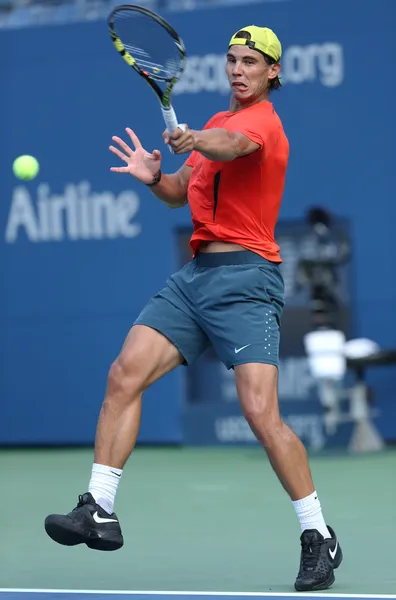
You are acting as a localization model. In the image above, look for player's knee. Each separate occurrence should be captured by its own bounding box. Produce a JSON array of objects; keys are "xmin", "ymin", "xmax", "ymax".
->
[
  {"xmin": 107, "ymin": 354, "xmax": 146, "ymax": 402},
  {"xmin": 241, "ymin": 390, "xmax": 282, "ymax": 445},
  {"xmin": 242, "ymin": 392, "xmax": 277, "ymax": 423}
]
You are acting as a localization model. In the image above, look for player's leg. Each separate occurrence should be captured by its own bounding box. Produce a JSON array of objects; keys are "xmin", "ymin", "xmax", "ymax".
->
[
  {"xmin": 94, "ymin": 324, "xmax": 182, "ymax": 471},
  {"xmin": 235, "ymin": 363, "xmax": 316, "ymax": 499},
  {"xmin": 234, "ymin": 363, "xmax": 342, "ymax": 591},
  {"xmin": 195, "ymin": 250, "xmax": 342, "ymax": 591},
  {"xmin": 45, "ymin": 265, "xmax": 209, "ymax": 551}
]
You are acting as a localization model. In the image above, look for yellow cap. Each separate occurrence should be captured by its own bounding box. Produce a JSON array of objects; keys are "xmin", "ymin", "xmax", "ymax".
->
[{"xmin": 229, "ymin": 25, "xmax": 282, "ymax": 62}]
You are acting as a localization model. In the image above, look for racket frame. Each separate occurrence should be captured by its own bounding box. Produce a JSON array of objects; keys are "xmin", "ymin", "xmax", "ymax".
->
[{"xmin": 108, "ymin": 4, "xmax": 186, "ymax": 133}]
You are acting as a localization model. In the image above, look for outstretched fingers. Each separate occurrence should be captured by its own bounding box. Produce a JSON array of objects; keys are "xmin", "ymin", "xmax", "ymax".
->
[
  {"xmin": 109, "ymin": 144, "xmax": 129, "ymax": 162},
  {"xmin": 126, "ymin": 128, "xmax": 142, "ymax": 149},
  {"xmin": 112, "ymin": 134, "xmax": 135, "ymax": 155},
  {"xmin": 110, "ymin": 165, "xmax": 130, "ymax": 173},
  {"xmin": 109, "ymin": 128, "xmax": 147, "ymax": 174}
]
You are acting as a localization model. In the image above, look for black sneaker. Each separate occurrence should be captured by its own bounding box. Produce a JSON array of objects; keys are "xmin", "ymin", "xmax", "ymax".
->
[
  {"xmin": 44, "ymin": 492, "xmax": 123, "ymax": 551},
  {"xmin": 294, "ymin": 526, "xmax": 342, "ymax": 591}
]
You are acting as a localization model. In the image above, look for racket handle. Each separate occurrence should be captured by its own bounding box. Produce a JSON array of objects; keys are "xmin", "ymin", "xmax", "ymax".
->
[
  {"xmin": 161, "ymin": 106, "xmax": 186, "ymax": 154},
  {"xmin": 161, "ymin": 105, "xmax": 179, "ymax": 132}
]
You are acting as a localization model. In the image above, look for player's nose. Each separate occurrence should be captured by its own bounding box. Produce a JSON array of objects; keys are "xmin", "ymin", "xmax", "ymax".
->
[{"xmin": 232, "ymin": 61, "xmax": 243, "ymax": 76}]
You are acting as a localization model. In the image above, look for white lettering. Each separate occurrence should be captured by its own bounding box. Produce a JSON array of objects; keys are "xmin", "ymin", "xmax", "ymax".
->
[
  {"xmin": 116, "ymin": 191, "xmax": 142, "ymax": 238},
  {"xmin": 174, "ymin": 54, "xmax": 229, "ymax": 96},
  {"xmin": 51, "ymin": 194, "xmax": 66, "ymax": 241},
  {"xmin": 64, "ymin": 183, "xmax": 81, "ymax": 240},
  {"xmin": 91, "ymin": 192, "xmax": 118, "ymax": 239},
  {"xmin": 215, "ymin": 417, "xmax": 257, "ymax": 443},
  {"xmin": 37, "ymin": 184, "xmax": 52, "ymax": 241},
  {"xmin": 284, "ymin": 414, "xmax": 325, "ymax": 450},
  {"xmin": 219, "ymin": 357, "xmax": 316, "ymax": 402},
  {"xmin": 278, "ymin": 357, "xmax": 316, "ymax": 400},
  {"xmin": 283, "ymin": 45, "xmax": 313, "ymax": 84},
  {"xmin": 318, "ymin": 43, "xmax": 344, "ymax": 87},
  {"xmin": 78, "ymin": 182, "xmax": 92, "ymax": 240},
  {"xmin": 174, "ymin": 42, "xmax": 344, "ymax": 96},
  {"xmin": 5, "ymin": 186, "xmax": 40, "ymax": 242},
  {"xmin": 5, "ymin": 181, "xmax": 142, "ymax": 243},
  {"xmin": 215, "ymin": 413, "xmax": 325, "ymax": 449}
]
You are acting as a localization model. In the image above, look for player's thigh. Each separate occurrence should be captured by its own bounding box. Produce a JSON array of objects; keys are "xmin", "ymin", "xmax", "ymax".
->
[
  {"xmin": 234, "ymin": 362, "xmax": 280, "ymax": 423},
  {"xmin": 112, "ymin": 306, "xmax": 208, "ymax": 395},
  {"xmin": 133, "ymin": 273, "xmax": 210, "ymax": 369},
  {"xmin": 112, "ymin": 324, "xmax": 183, "ymax": 395}
]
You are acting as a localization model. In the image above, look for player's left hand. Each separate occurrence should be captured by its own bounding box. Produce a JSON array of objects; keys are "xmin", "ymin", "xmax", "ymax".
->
[{"xmin": 162, "ymin": 125, "xmax": 195, "ymax": 155}]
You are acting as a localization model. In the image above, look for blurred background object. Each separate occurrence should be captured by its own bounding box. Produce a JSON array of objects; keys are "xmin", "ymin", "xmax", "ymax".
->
[
  {"xmin": 296, "ymin": 206, "xmax": 350, "ymax": 331},
  {"xmin": 0, "ymin": 0, "xmax": 273, "ymax": 29}
]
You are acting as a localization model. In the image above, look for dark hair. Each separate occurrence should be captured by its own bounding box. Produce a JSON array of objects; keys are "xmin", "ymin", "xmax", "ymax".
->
[{"xmin": 232, "ymin": 30, "xmax": 281, "ymax": 92}]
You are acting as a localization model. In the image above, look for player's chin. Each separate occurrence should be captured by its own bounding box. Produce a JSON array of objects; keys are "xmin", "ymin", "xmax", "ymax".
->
[
  {"xmin": 231, "ymin": 85, "xmax": 250, "ymax": 98},
  {"xmin": 236, "ymin": 93, "xmax": 255, "ymax": 103}
]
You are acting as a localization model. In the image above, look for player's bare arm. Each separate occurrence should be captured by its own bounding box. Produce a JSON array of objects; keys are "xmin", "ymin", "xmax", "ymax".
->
[
  {"xmin": 164, "ymin": 125, "xmax": 260, "ymax": 161},
  {"xmin": 109, "ymin": 127, "xmax": 191, "ymax": 208},
  {"xmin": 148, "ymin": 163, "xmax": 192, "ymax": 209}
]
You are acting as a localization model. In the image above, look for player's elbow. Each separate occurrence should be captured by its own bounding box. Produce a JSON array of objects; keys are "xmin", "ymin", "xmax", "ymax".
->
[{"xmin": 166, "ymin": 198, "xmax": 188, "ymax": 209}]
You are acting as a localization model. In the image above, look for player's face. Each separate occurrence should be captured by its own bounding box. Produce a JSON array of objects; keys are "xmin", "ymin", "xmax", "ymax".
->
[{"xmin": 226, "ymin": 46, "xmax": 280, "ymax": 105}]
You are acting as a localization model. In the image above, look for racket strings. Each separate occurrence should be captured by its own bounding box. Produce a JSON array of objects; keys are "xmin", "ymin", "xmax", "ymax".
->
[
  {"xmin": 112, "ymin": 10, "xmax": 182, "ymax": 81},
  {"xmin": 123, "ymin": 45, "xmax": 164, "ymax": 71}
]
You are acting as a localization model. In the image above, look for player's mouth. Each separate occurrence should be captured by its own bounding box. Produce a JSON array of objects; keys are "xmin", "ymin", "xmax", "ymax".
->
[{"xmin": 232, "ymin": 82, "xmax": 248, "ymax": 90}]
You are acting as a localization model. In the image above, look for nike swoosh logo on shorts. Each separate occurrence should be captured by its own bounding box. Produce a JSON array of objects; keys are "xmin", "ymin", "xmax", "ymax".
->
[
  {"xmin": 92, "ymin": 511, "xmax": 118, "ymax": 524},
  {"xmin": 234, "ymin": 344, "xmax": 251, "ymax": 354},
  {"xmin": 329, "ymin": 541, "xmax": 338, "ymax": 560}
]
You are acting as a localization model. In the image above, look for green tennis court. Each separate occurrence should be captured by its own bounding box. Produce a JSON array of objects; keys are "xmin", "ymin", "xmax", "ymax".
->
[{"xmin": 2, "ymin": 447, "xmax": 395, "ymax": 593}]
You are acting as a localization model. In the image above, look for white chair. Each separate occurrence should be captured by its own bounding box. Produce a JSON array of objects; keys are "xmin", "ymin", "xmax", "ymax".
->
[{"xmin": 304, "ymin": 330, "xmax": 385, "ymax": 452}]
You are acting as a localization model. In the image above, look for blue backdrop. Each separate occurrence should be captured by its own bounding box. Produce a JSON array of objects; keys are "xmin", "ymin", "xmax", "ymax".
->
[{"xmin": 1, "ymin": 0, "xmax": 395, "ymax": 445}]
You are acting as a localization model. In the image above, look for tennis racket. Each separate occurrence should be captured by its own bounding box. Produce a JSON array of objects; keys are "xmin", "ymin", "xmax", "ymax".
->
[{"xmin": 108, "ymin": 4, "xmax": 186, "ymax": 147}]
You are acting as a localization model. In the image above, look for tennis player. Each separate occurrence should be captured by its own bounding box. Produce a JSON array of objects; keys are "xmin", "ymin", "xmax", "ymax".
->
[{"xmin": 45, "ymin": 26, "xmax": 342, "ymax": 591}]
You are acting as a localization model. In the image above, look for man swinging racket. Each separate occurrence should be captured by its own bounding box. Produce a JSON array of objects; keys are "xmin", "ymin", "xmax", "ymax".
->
[{"xmin": 45, "ymin": 25, "xmax": 343, "ymax": 592}]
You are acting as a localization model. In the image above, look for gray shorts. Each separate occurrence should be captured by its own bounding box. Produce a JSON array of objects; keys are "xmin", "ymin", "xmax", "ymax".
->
[{"xmin": 135, "ymin": 250, "xmax": 285, "ymax": 369}]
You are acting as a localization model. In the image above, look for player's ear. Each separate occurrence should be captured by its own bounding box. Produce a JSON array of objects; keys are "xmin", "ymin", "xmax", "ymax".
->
[{"xmin": 268, "ymin": 62, "xmax": 281, "ymax": 81}]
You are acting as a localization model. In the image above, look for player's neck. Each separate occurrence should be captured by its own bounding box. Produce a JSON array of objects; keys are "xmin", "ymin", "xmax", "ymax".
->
[{"xmin": 231, "ymin": 95, "xmax": 270, "ymax": 113}]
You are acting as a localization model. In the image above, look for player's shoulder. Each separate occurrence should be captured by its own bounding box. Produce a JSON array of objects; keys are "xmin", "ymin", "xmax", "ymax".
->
[
  {"xmin": 226, "ymin": 102, "xmax": 274, "ymax": 127},
  {"xmin": 203, "ymin": 111, "xmax": 229, "ymax": 129},
  {"xmin": 253, "ymin": 102, "xmax": 287, "ymax": 136},
  {"xmin": 246, "ymin": 101, "xmax": 281, "ymax": 121}
]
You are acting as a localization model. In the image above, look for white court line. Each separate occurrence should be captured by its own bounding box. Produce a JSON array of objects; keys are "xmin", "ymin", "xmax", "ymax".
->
[{"xmin": 0, "ymin": 592, "xmax": 395, "ymax": 598}]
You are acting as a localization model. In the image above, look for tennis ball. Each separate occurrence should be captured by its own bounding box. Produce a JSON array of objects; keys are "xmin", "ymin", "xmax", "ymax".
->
[{"xmin": 12, "ymin": 155, "xmax": 40, "ymax": 180}]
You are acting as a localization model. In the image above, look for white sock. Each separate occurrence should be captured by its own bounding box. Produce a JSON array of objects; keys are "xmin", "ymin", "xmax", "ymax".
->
[
  {"xmin": 292, "ymin": 491, "xmax": 331, "ymax": 539},
  {"xmin": 88, "ymin": 463, "xmax": 123, "ymax": 514}
]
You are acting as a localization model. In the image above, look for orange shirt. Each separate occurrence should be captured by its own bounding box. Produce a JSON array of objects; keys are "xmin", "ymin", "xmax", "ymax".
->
[{"xmin": 186, "ymin": 101, "xmax": 289, "ymax": 262}]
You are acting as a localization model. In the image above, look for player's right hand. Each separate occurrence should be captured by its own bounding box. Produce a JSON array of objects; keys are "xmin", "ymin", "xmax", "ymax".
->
[{"xmin": 109, "ymin": 128, "xmax": 162, "ymax": 185}]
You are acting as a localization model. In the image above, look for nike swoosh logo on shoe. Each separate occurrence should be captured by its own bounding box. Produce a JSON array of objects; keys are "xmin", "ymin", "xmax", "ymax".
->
[
  {"xmin": 92, "ymin": 511, "xmax": 118, "ymax": 524},
  {"xmin": 329, "ymin": 541, "xmax": 338, "ymax": 560}
]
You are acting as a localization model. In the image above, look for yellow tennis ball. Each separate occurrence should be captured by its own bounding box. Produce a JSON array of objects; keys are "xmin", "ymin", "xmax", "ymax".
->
[{"xmin": 13, "ymin": 155, "xmax": 40, "ymax": 180}]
